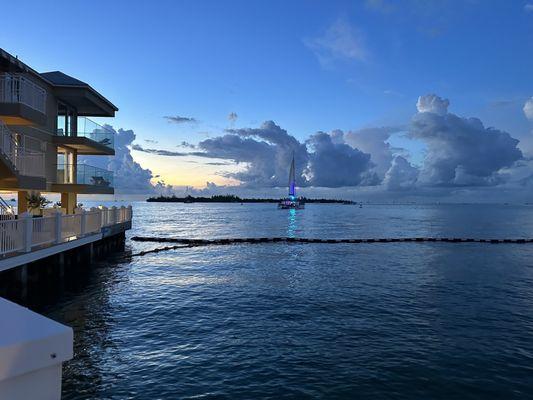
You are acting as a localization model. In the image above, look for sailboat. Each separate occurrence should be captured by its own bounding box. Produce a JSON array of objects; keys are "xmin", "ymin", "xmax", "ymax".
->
[{"xmin": 278, "ymin": 153, "xmax": 305, "ymax": 209}]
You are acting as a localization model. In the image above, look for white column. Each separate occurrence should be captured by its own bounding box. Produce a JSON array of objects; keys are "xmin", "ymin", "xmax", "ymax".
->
[
  {"xmin": 20, "ymin": 212, "xmax": 33, "ymax": 253},
  {"xmin": 54, "ymin": 211, "xmax": 62, "ymax": 244},
  {"xmin": 111, "ymin": 206, "xmax": 117, "ymax": 225},
  {"xmin": 90, "ymin": 207, "xmax": 101, "ymax": 230},
  {"xmin": 80, "ymin": 209, "xmax": 86, "ymax": 236}
]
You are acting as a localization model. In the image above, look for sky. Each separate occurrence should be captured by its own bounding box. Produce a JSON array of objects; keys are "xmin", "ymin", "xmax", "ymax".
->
[{"xmin": 2, "ymin": 0, "xmax": 533, "ymax": 201}]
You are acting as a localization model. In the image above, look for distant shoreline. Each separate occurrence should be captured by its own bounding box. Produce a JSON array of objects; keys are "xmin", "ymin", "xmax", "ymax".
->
[{"xmin": 146, "ymin": 195, "xmax": 356, "ymax": 204}]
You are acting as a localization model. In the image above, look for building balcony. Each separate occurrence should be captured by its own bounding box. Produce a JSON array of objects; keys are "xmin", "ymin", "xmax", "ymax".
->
[
  {"xmin": 54, "ymin": 117, "xmax": 114, "ymax": 155},
  {"xmin": 52, "ymin": 163, "xmax": 113, "ymax": 194},
  {"xmin": 0, "ymin": 120, "xmax": 46, "ymax": 190},
  {"xmin": 0, "ymin": 73, "xmax": 47, "ymax": 126}
]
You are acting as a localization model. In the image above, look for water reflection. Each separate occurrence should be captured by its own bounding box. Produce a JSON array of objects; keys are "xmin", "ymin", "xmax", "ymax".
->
[{"xmin": 287, "ymin": 208, "xmax": 297, "ymax": 237}]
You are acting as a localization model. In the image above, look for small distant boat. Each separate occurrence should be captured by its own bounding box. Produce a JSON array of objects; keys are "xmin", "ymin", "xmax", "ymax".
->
[{"xmin": 278, "ymin": 153, "xmax": 304, "ymax": 209}]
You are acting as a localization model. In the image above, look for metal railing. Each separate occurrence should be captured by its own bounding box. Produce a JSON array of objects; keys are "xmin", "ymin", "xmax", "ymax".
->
[
  {"xmin": 0, "ymin": 205, "xmax": 132, "ymax": 256},
  {"xmin": 0, "ymin": 120, "xmax": 46, "ymax": 178},
  {"xmin": 57, "ymin": 117, "xmax": 114, "ymax": 150},
  {"xmin": 56, "ymin": 163, "xmax": 113, "ymax": 187},
  {"xmin": 0, "ymin": 73, "xmax": 47, "ymax": 114}
]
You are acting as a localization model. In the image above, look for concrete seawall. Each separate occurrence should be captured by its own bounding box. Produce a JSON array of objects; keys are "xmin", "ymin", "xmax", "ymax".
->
[{"xmin": 0, "ymin": 231, "xmax": 126, "ymax": 305}]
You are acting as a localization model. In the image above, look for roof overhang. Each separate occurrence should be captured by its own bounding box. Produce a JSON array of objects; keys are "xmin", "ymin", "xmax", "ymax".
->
[{"xmin": 54, "ymin": 86, "xmax": 117, "ymax": 117}]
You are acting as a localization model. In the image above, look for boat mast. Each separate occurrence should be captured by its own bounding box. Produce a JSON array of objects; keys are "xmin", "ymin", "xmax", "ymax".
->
[{"xmin": 289, "ymin": 152, "xmax": 296, "ymax": 197}]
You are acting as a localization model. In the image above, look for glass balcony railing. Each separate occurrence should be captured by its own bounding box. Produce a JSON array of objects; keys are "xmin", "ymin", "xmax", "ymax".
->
[
  {"xmin": 56, "ymin": 117, "xmax": 114, "ymax": 150},
  {"xmin": 56, "ymin": 163, "xmax": 114, "ymax": 188}
]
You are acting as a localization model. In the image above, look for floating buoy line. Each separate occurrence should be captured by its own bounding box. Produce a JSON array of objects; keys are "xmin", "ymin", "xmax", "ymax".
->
[{"xmin": 129, "ymin": 236, "xmax": 533, "ymax": 257}]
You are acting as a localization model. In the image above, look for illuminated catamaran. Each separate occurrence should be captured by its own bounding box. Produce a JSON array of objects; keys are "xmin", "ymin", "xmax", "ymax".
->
[{"xmin": 278, "ymin": 153, "xmax": 304, "ymax": 209}]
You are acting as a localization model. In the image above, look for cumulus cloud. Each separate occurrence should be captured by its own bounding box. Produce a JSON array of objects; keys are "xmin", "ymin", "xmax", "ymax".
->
[
  {"xmin": 198, "ymin": 122, "xmax": 383, "ymax": 188},
  {"xmin": 200, "ymin": 121, "xmax": 308, "ymax": 187},
  {"xmin": 304, "ymin": 18, "xmax": 367, "ymax": 66},
  {"xmin": 523, "ymin": 97, "xmax": 533, "ymax": 120},
  {"xmin": 341, "ymin": 126, "xmax": 404, "ymax": 179},
  {"xmin": 416, "ymin": 94, "xmax": 449, "ymax": 115},
  {"xmin": 305, "ymin": 132, "xmax": 377, "ymax": 187},
  {"xmin": 164, "ymin": 115, "xmax": 197, "ymax": 124},
  {"xmin": 410, "ymin": 94, "xmax": 522, "ymax": 186},
  {"xmin": 383, "ymin": 156, "xmax": 419, "ymax": 190}
]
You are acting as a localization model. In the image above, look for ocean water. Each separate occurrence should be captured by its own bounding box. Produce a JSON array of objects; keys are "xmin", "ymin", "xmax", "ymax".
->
[{"xmin": 40, "ymin": 202, "xmax": 533, "ymax": 399}]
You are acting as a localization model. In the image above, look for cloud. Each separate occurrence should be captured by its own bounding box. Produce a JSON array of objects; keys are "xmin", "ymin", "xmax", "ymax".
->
[
  {"xmin": 416, "ymin": 94, "xmax": 449, "ymax": 115},
  {"xmin": 525, "ymin": 4, "xmax": 533, "ymax": 12},
  {"xmin": 199, "ymin": 121, "xmax": 308, "ymax": 187},
  {"xmin": 132, "ymin": 144, "xmax": 189, "ymax": 157},
  {"xmin": 341, "ymin": 126, "xmax": 404, "ymax": 179},
  {"xmin": 383, "ymin": 156, "xmax": 419, "ymax": 190},
  {"xmin": 228, "ymin": 112, "xmax": 238, "ymax": 123},
  {"xmin": 79, "ymin": 126, "xmax": 156, "ymax": 194},
  {"xmin": 145, "ymin": 139, "xmax": 158, "ymax": 144},
  {"xmin": 304, "ymin": 18, "xmax": 367, "ymax": 66},
  {"xmin": 410, "ymin": 94, "xmax": 523, "ymax": 186},
  {"xmin": 305, "ymin": 132, "xmax": 377, "ymax": 187},
  {"xmin": 164, "ymin": 115, "xmax": 197, "ymax": 124},
  {"xmin": 153, "ymin": 120, "xmax": 378, "ymax": 189},
  {"xmin": 178, "ymin": 141, "xmax": 196, "ymax": 149},
  {"xmin": 100, "ymin": 93, "xmax": 529, "ymax": 197},
  {"xmin": 523, "ymin": 97, "xmax": 533, "ymax": 120}
]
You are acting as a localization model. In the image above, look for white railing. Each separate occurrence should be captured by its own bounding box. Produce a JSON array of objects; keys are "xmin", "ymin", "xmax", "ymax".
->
[
  {"xmin": 32, "ymin": 216, "xmax": 56, "ymax": 247},
  {"xmin": 0, "ymin": 120, "xmax": 46, "ymax": 178},
  {"xmin": 61, "ymin": 214, "xmax": 82, "ymax": 240},
  {"xmin": 0, "ymin": 205, "xmax": 132, "ymax": 257},
  {"xmin": 0, "ymin": 73, "xmax": 47, "ymax": 114},
  {"xmin": 0, "ymin": 219, "xmax": 24, "ymax": 255}
]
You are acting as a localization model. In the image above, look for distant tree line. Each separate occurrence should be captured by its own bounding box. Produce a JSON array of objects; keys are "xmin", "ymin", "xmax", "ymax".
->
[{"xmin": 146, "ymin": 194, "xmax": 356, "ymax": 204}]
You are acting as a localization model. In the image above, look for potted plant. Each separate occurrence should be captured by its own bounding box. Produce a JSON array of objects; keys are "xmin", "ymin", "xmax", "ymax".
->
[{"xmin": 26, "ymin": 194, "xmax": 51, "ymax": 216}]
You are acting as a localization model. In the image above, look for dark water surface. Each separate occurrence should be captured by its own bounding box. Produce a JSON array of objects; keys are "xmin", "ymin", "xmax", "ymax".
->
[{"xmin": 40, "ymin": 203, "xmax": 533, "ymax": 399}]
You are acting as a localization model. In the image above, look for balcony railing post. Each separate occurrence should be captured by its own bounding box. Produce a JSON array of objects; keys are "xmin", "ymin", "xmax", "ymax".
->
[
  {"xmin": 54, "ymin": 211, "xmax": 62, "ymax": 244},
  {"xmin": 80, "ymin": 209, "xmax": 87, "ymax": 236},
  {"xmin": 20, "ymin": 212, "xmax": 33, "ymax": 253}
]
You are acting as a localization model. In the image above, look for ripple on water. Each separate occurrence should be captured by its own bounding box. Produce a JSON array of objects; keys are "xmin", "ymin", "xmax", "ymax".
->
[{"xmin": 39, "ymin": 203, "xmax": 533, "ymax": 399}]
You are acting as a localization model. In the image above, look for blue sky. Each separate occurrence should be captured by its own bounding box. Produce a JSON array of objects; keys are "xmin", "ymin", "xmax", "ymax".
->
[{"xmin": 3, "ymin": 0, "xmax": 533, "ymax": 198}]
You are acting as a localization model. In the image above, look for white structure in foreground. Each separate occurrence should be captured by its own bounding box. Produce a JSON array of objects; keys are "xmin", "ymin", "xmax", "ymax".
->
[{"xmin": 0, "ymin": 297, "xmax": 73, "ymax": 400}]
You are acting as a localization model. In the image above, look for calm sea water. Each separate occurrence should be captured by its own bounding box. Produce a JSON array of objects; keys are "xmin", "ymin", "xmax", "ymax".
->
[{"xmin": 40, "ymin": 202, "xmax": 533, "ymax": 399}]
